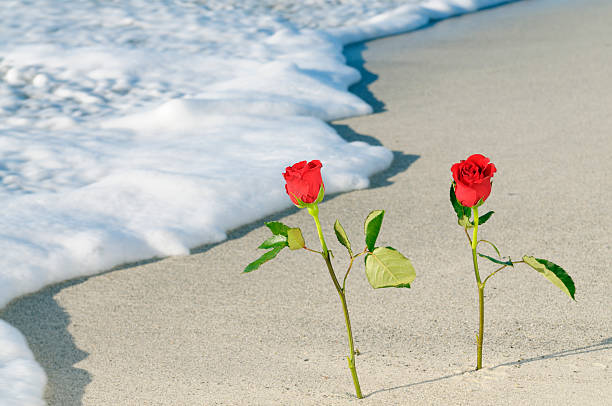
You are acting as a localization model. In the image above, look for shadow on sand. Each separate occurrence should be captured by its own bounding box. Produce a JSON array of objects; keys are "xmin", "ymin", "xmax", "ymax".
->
[
  {"xmin": 1, "ymin": 281, "xmax": 91, "ymax": 405},
  {"xmin": 334, "ymin": 40, "xmax": 420, "ymax": 188},
  {"xmin": 365, "ymin": 337, "xmax": 612, "ymax": 398},
  {"xmin": 343, "ymin": 41, "xmax": 386, "ymax": 114},
  {"xmin": 0, "ymin": 256, "xmax": 160, "ymax": 405}
]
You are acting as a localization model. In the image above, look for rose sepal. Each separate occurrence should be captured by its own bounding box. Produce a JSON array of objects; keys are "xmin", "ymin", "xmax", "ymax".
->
[
  {"xmin": 290, "ymin": 194, "xmax": 308, "ymax": 209},
  {"xmin": 471, "ymin": 197, "xmax": 485, "ymax": 209},
  {"xmin": 290, "ymin": 184, "xmax": 324, "ymax": 209},
  {"xmin": 314, "ymin": 183, "xmax": 325, "ymax": 204}
]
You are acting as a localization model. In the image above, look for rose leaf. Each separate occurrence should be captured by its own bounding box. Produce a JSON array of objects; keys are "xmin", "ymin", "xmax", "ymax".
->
[
  {"xmin": 258, "ymin": 234, "xmax": 288, "ymax": 249},
  {"xmin": 522, "ymin": 256, "xmax": 576, "ymax": 300},
  {"xmin": 364, "ymin": 210, "xmax": 384, "ymax": 252},
  {"xmin": 478, "ymin": 253, "xmax": 513, "ymax": 267},
  {"xmin": 287, "ymin": 228, "xmax": 305, "ymax": 250},
  {"xmin": 265, "ymin": 221, "xmax": 291, "ymax": 237},
  {"xmin": 365, "ymin": 246, "xmax": 415, "ymax": 289},
  {"xmin": 243, "ymin": 245, "xmax": 285, "ymax": 273},
  {"xmin": 474, "ymin": 211, "xmax": 494, "ymax": 226},
  {"xmin": 334, "ymin": 219, "xmax": 353, "ymax": 257}
]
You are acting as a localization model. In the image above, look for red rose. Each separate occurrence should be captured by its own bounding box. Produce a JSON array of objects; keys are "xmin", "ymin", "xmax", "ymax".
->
[
  {"xmin": 451, "ymin": 154, "xmax": 497, "ymax": 207},
  {"xmin": 283, "ymin": 160, "xmax": 324, "ymax": 206}
]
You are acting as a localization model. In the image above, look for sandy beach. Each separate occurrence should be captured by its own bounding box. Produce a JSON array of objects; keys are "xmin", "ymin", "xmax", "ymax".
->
[{"xmin": 2, "ymin": 0, "xmax": 611, "ymax": 404}]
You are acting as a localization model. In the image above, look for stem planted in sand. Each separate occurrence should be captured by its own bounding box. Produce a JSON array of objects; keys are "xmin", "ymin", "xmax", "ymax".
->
[
  {"xmin": 309, "ymin": 206, "xmax": 363, "ymax": 399},
  {"xmin": 471, "ymin": 206, "xmax": 484, "ymax": 370}
]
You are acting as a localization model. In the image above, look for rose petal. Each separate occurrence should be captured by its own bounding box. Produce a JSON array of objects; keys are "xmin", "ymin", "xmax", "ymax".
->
[
  {"xmin": 467, "ymin": 154, "xmax": 490, "ymax": 169},
  {"xmin": 455, "ymin": 181, "xmax": 480, "ymax": 207},
  {"xmin": 451, "ymin": 161, "xmax": 463, "ymax": 183},
  {"xmin": 483, "ymin": 163, "xmax": 497, "ymax": 178}
]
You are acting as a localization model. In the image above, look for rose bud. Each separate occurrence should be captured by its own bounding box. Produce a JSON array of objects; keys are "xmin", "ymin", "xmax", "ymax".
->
[
  {"xmin": 451, "ymin": 154, "xmax": 497, "ymax": 207},
  {"xmin": 283, "ymin": 160, "xmax": 325, "ymax": 207}
]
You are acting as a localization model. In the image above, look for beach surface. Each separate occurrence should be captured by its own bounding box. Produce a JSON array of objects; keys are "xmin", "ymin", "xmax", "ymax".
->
[{"xmin": 2, "ymin": 0, "xmax": 611, "ymax": 404}]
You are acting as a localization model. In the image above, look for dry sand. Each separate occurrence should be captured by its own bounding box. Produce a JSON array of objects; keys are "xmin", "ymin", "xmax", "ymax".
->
[{"xmin": 2, "ymin": 0, "xmax": 611, "ymax": 404}]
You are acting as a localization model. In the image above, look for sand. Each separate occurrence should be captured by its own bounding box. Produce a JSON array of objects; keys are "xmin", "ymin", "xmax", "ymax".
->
[{"xmin": 2, "ymin": 0, "xmax": 611, "ymax": 404}]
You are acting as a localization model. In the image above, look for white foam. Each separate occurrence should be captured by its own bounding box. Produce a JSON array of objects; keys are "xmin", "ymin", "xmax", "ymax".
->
[
  {"xmin": 0, "ymin": 0, "xmax": 514, "ymax": 403},
  {"xmin": 0, "ymin": 323, "xmax": 46, "ymax": 406}
]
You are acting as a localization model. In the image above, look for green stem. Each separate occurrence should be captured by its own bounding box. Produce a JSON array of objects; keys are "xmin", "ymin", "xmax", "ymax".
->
[
  {"xmin": 464, "ymin": 227, "xmax": 472, "ymax": 244},
  {"xmin": 471, "ymin": 207, "xmax": 481, "ymax": 282},
  {"xmin": 308, "ymin": 205, "xmax": 363, "ymax": 399},
  {"xmin": 471, "ymin": 206, "xmax": 484, "ymax": 370},
  {"xmin": 342, "ymin": 257, "xmax": 355, "ymax": 292},
  {"xmin": 477, "ymin": 284, "xmax": 484, "ymax": 370},
  {"xmin": 339, "ymin": 289, "xmax": 362, "ymax": 399},
  {"xmin": 308, "ymin": 205, "xmax": 328, "ymax": 256},
  {"xmin": 483, "ymin": 265, "xmax": 508, "ymax": 286},
  {"xmin": 343, "ymin": 250, "xmax": 367, "ymax": 292}
]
